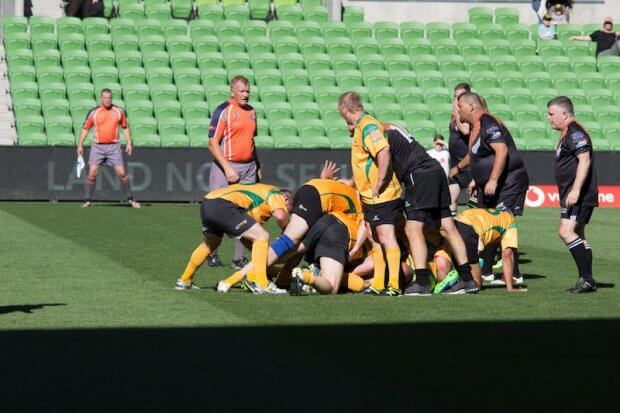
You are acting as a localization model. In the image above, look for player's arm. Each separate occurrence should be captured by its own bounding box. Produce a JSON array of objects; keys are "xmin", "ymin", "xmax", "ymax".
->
[
  {"xmin": 450, "ymin": 153, "xmax": 470, "ymax": 178},
  {"xmin": 570, "ymin": 35, "xmax": 592, "ymax": 41},
  {"xmin": 373, "ymin": 147, "xmax": 391, "ymax": 197},
  {"xmin": 252, "ymin": 146, "xmax": 262, "ymax": 183},
  {"xmin": 121, "ymin": 111, "xmax": 133, "ymax": 155},
  {"xmin": 208, "ymin": 110, "xmax": 239, "ymax": 183},
  {"xmin": 349, "ymin": 220, "xmax": 368, "ymax": 260},
  {"xmin": 566, "ymin": 151, "xmax": 591, "ymax": 208},
  {"xmin": 485, "ymin": 141, "xmax": 509, "ymax": 196},
  {"xmin": 272, "ymin": 208, "xmax": 289, "ymax": 230},
  {"xmin": 338, "ymin": 178, "xmax": 355, "ymax": 188},
  {"xmin": 77, "ymin": 112, "xmax": 94, "ymax": 156}
]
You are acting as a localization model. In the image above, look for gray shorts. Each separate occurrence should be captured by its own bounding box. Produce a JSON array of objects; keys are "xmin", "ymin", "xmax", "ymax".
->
[
  {"xmin": 209, "ymin": 160, "xmax": 257, "ymax": 190},
  {"xmin": 88, "ymin": 143, "xmax": 124, "ymax": 167}
]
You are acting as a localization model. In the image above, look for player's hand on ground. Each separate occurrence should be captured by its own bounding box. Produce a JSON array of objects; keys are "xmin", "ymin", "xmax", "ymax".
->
[
  {"xmin": 225, "ymin": 168, "xmax": 240, "ymax": 183},
  {"xmin": 565, "ymin": 189, "xmax": 580, "ymax": 208},
  {"xmin": 320, "ymin": 161, "xmax": 340, "ymax": 180},
  {"xmin": 484, "ymin": 180, "xmax": 497, "ymax": 196},
  {"xmin": 76, "ymin": 145, "xmax": 83, "ymax": 156},
  {"xmin": 257, "ymin": 168, "xmax": 262, "ymax": 183},
  {"xmin": 125, "ymin": 142, "xmax": 133, "ymax": 156}
]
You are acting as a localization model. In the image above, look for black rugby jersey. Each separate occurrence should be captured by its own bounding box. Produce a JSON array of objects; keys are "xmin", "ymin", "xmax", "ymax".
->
[
  {"xmin": 448, "ymin": 117, "xmax": 469, "ymax": 169},
  {"xmin": 469, "ymin": 113, "xmax": 529, "ymax": 195},
  {"xmin": 555, "ymin": 120, "xmax": 599, "ymax": 207},
  {"xmin": 385, "ymin": 125, "xmax": 441, "ymax": 182}
]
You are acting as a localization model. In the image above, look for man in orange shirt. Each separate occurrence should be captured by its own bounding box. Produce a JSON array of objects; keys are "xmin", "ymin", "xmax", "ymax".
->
[
  {"xmin": 207, "ymin": 76, "xmax": 261, "ymax": 268},
  {"xmin": 76, "ymin": 88, "xmax": 140, "ymax": 208}
]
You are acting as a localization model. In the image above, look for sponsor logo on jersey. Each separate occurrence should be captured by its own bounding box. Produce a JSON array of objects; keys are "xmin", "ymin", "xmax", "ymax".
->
[
  {"xmin": 298, "ymin": 204, "xmax": 307, "ymax": 211},
  {"xmin": 235, "ymin": 219, "xmax": 248, "ymax": 230}
]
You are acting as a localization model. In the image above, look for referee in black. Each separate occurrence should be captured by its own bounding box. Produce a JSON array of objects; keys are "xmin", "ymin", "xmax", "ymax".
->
[
  {"xmin": 383, "ymin": 123, "xmax": 479, "ymax": 295},
  {"xmin": 448, "ymin": 83, "xmax": 474, "ymax": 215},
  {"xmin": 547, "ymin": 96, "xmax": 599, "ymax": 293}
]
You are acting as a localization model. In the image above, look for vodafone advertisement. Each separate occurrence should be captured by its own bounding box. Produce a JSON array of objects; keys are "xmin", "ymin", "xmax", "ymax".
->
[{"xmin": 525, "ymin": 186, "xmax": 620, "ymax": 208}]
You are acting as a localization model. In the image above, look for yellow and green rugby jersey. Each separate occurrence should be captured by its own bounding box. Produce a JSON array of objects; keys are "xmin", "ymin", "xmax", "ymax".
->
[
  {"xmin": 205, "ymin": 183, "xmax": 287, "ymax": 224},
  {"xmin": 456, "ymin": 208, "xmax": 518, "ymax": 250},
  {"xmin": 305, "ymin": 178, "xmax": 362, "ymax": 216},
  {"xmin": 351, "ymin": 113, "xmax": 401, "ymax": 205}
]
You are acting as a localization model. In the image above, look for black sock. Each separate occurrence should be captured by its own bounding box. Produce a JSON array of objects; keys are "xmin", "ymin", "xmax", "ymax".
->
[
  {"xmin": 456, "ymin": 263, "xmax": 473, "ymax": 282},
  {"xmin": 85, "ymin": 177, "xmax": 95, "ymax": 202},
  {"xmin": 121, "ymin": 179, "xmax": 133, "ymax": 201},
  {"xmin": 567, "ymin": 238, "xmax": 592, "ymax": 281},
  {"xmin": 414, "ymin": 269, "xmax": 430, "ymax": 286},
  {"xmin": 584, "ymin": 241, "xmax": 593, "ymax": 277}
]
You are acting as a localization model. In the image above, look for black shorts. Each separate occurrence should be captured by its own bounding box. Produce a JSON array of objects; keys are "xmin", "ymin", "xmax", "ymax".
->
[
  {"xmin": 448, "ymin": 169, "xmax": 472, "ymax": 189},
  {"xmin": 404, "ymin": 169, "xmax": 452, "ymax": 222},
  {"xmin": 560, "ymin": 205, "xmax": 595, "ymax": 224},
  {"xmin": 363, "ymin": 199, "xmax": 403, "ymax": 227},
  {"xmin": 200, "ymin": 198, "xmax": 256, "ymax": 238},
  {"xmin": 292, "ymin": 184, "xmax": 323, "ymax": 227},
  {"xmin": 302, "ymin": 214, "xmax": 350, "ymax": 266},
  {"xmin": 477, "ymin": 190, "xmax": 526, "ymax": 217},
  {"xmin": 455, "ymin": 221, "xmax": 480, "ymax": 265}
]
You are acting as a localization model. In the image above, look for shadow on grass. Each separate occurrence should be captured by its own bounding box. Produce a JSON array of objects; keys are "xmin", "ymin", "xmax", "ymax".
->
[
  {"xmin": 597, "ymin": 282, "xmax": 615, "ymax": 289},
  {"xmin": 1, "ymin": 320, "xmax": 617, "ymax": 412},
  {"xmin": 0, "ymin": 303, "xmax": 65, "ymax": 315}
]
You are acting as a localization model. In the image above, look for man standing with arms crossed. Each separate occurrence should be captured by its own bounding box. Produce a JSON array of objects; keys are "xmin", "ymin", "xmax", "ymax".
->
[
  {"xmin": 547, "ymin": 97, "xmax": 599, "ymax": 293},
  {"xmin": 339, "ymin": 92, "xmax": 402, "ymax": 296},
  {"xmin": 207, "ymin": 76, "xmax": 261, "ymax": 269},
  {"xmin": 77, "ymin": 88, "xmax": 140, "ymax": 208}
]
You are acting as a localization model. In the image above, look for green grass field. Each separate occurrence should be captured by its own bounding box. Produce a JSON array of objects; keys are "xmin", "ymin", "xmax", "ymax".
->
[{"xmin": 1, "ymin": 203, "xmax": 618, "ymax": 412}]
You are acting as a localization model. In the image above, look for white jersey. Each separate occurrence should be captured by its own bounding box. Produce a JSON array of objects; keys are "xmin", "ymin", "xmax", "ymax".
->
[{"xmin": 426, "ymin": 148, "xmax": 450, "ymax": 177}]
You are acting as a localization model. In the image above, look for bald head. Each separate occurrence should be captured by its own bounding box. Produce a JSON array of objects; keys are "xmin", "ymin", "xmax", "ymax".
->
[{"xmin": 456, "ymin": 92, "xmax": 486, "ymax": 123}]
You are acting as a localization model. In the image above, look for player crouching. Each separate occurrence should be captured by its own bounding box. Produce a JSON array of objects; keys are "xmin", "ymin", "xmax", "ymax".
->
[
  {"xmin": 289, "ymin": 211, "xmax": 366, "ymax": 295},
  {"xmin": 454, "ymin": 208, "xmax": 527, "ymax": 292},
  {"xmin": 175, "ymin": 183, "xmax": 292, "ymax": 294}
]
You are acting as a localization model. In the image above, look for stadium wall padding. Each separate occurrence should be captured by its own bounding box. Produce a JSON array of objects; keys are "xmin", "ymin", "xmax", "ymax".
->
[{"xmin": 0, "ymin": 147, "xmax": 618, "ymax": 202}]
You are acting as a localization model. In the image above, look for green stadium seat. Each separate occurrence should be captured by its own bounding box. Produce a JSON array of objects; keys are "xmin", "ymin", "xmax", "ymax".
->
[
  {"xmin": 370, "ymin": 86, "xmax": 397, "ymax": 105},
  {"xmin": 571, "ymin": 104, "xmax": 595, "ymax": 121},
  {"xmin": 273, "ymin": 135, "xmax": 303, "ymax": 149},
  {"xmin": 511, "ymin": 104, "xmax": 540, "ymax": 121},
  {"xmin": 302, "ymin": 135, "xmax": 330, "ymax": 149},
  {"xmin": 255, "ymin": 69, "xmax": 283, "ymax": 87},
  {"xmin": 277, "ymin": 53, "xmax": 305, "ymax": 72},
  {"xmin": 315, "ymin": 86, "xmax": 341, "ymax": 108},
  {"xmin": 265, "ymin": 102, "xmax": 293, "ymax": 122},
  {"xmin": 224, "ymin": 4, "xmax": 251, "ymax": 22},
  {"xmin": 444, "ymin": 71, "xmax": 470, "ymax": 90},
  {"xmin": 351, "ymin": 37, "xmax": 376, "ymax": 56},
  {"xmin": 127, "ymin": 100, "xmax": 154, "ymax": 119},
  {"xmin": 544, "ymin": 56, "xmax": 571, "ymax": 74},
  {"xmin": 384, "ymin": 54, "xmax": 411, "ymax": 73},
  {"xmin": 271, "ymin": 118, "xmax": 298, "ymax": 137},
  {"xmin": 197, "ymin": 51, "xmax": 224, "ymax": 71},
  {"xmin": 357, "ymin": 54, "xmax": 385, "ymax": 72},
  {"xmin": 10, "ymin": 65, "xmax": 35, "ymax": 84},
  {"xmin": 504, "ymin": 23, "xmax": 530, "ymax": 42},
  {"xmin": 42, "ymin": 98, "xmax": 70, "ymax": 118},
  {"xmin": 145, "ymin": 2, "xmax": 172, "ymax": 20},
  {"xmin": 64, "ymin": 66, "xmax": 92, "ymax": 87},
  {"xmin": 484, "ymin": 39, "xmax": 512, "ymax": 57},
  {"xmin": 505, "ymin": 87, "xmax": 532, "ymax": 106},
  {"xmin": 431, "ymin": 38, "xmax": 459, "ymax": 57},
  {"xmin": 11, "ymin": 81, "xmax": 39, "ymax": 101},
  {"xmin": 296, "ymin": 21, "xmax": 322, "ymax": 40},
  {"xmin": 530, "ymin": 88, "xmax": 557, "ymax": 108},
  {"xmin": 259, "ymin": 85, "xmax": 287, "ymax": 102},
  {"xmin": 268, "ymin": 20, "xmax": 295, "ymax": 41},
  {"xmin": 300, "ymin": 36, "xmax": 327, "ymax": 55},
  {"xmin": 463, "ymin": 54, "xmax": 491, "ymax": 72},
  {"xmin": 423, "ymin": 87, "xmax": 451, "ymax": 104},
  {"xmin": 538, "ymin": 40, "xmax": 564, "ymax": 57},
  {"xmin": 476, "ymin": 87, "xmax": 505, "ymax": 105},
  {"xmin": 470, "ymin": 71, "xmax": 497, "ymax": 89},
  {"xmin": 562, "ymin": 88, "xmax": 587, "ymax": 105},
  {"xmin": 491, "ymin": 55, "xmax": 518, "ymax": 72},
  {"xmin": 162, "ymin": 20, "xmax": 188, "ymax": 39},
  {"xmin": 131, "ymin": 133, "xmax": 160, "ymax": 147},
  {"xmin": 575, "ymin": 72, "xmax": 605, "ymax": 91},
  {"xmin": 336, "ymin": 69, "xmax": 363, "ymax": 90},
  {"xmin": 428, "ymin": 103, "xmax": 452, "ymax": 125},
  {"xmin": 31, "ymin": 33, "xmax": 58, "ymax": 55},
  {"xmin": 305, "ymin": 53, "xmax": 332, "ymax": 73},
  {"xmin": 161, "ymin": 133, "xmax": 190, "ymax": 148},
  {"xmin": 57, "ymin": 17, "xmax": 83, "ymax": 36},
  {"xmin": 38, "ymin": 66, "xmax": 65, "ymax": 86},
  {"xmin": 347, "ymin": 21, "xmax": 373, "ymax": 42},
  {"xmin": 556, "ymin": 24, "xmax": 582, "ymax": 43},
  {"xmin": 410, "ymin": 54, "xmax": 437, "ymax": 72},
  {"xmin": 374, "ymin": 21, "xmax": 398, "ymax": 41},
  {"xmin": 17, "ymin": 115, "xmax": 45, "ymax": 137},
  {"xmin": 525, "ymin": 72, "xmax": 552, "ymax": 89},
  {"xmin": 170, "ymin": 0, "xmax": 193, "ymax": 18},
  {"xmin": 277, "ymin": 5, "xmax": 303, "ymax": 22},
  {"xmin": 490, "ymin": 103, "xmax": 512, "ymax": 120},
  {"xmin": 379, "ymin": 38, "xmax": 406, "ymax": 57},
  {"xmin": 110, "ymin": 18, "xmax": 137, "ymax": 37},
  {"xmin": 198, "ymin": 3, "xmax": 223, "ymax": 21},
  {"xmin": 189, "ymin": 19, "xmax": 215, "ymax": 39},
  {"xmin": 331, "ymin": 53, "xmax": 358, "ymax": 72},
  {"xmin": 425, "ymin": 22, "xmax": 451, "ymax": 42},
  {"xmin": 478, "ymin": 23, "xmax": 505, "ymax": 41},
  {"xmin": 596, "ymin": 106, "xmax": 620, "ymax": 124},
  {"xmin": 287, "ymin": 85, "xmax": 315, "ymax": 104},
  {"xmin": 417, "ymin": 71, "xmax": 444, "ymax": 89},
  {"xmin": 303, "ymin": 6, "xmax": 329, "ymax": 23},
  {"xmin": 158, "ymin": 117, "xmax": 185, "ymax": 137},
  {"xmin": 399, "ymin": 22, "xmax": 424, "ymax": 43},
  {"xmin": 458, "ymin": 39, "xmax": 485, "ymax": 57},
  {"xmin": 248, "ymin": 0, "xmax": 270, "ymax": 20},
  {"xmin": 586, "ymin": 89, "xmax": 615, "ymax": 107},
  {"xmin": 597, "ymin": 56, "xmax": 620, "ymax": 74},
  {"xmin": 45, "ymin": 114, "xmax": 73, "ymax": 137},
  {"xmin": 494, "ymin": 8, "xmax": 519, "ymax": 26},
  {"xmin": 6, "ymin": 49, "xmax": 33, "ymax": 68},
  {"xmin": 397, "ymin": 87, "xmax": 425, "ymax": 106},
  {"xmin": 550, "ymin": 72, "xmax": 577, "ymax": 90},
  {"xmin": 570, "ymin": 56, "xmax": 597, "ymax": 73},
  {"xmin": 343, "ymin": 5, "xmax": 364, "ymax": 25},
  {"xmin": 151, "ymin": 84, "xmax": 178, "ymax": 106},
  {"xmin": 497, "ymin": 71, "xmax": 525, "ymax": 89},
  {"xmin": 565, "ymin": 41, "xmax": 591, "ymax": 58},
  {"xmin": 298, "ymin": 119, "xmax": 326, "ymax": 138},
  {"xmin": 2, "ymin": 16, "xmax": 28, "ymax": 37},
  {"xmin": 406, "ymin": 38, "xmax": 432, "ymax": 58},
  {"xmin": 516, "ymin": 55, "xmax": 544, "ymax": 73},
  {"xmin": 292, "ymin": 102, "xmax": 321, "ymax": 121},
  {"xmin": 34, "ymin": 49, "xmax": 61, "ymax": 70},
  {"xmin": 468, "ymin": 7, "xmax": 493, "ymax": 25},
  {"xmin": 364, "ymin": 70, "xmax": 391, "ymax": 89},
  {"xmin": 451, "ymin": 22, "xmax": 477, "ymax": 41},
  {"xmin": 19, "ymin": 132, "xmax": 48, "ymax": 146},
  {"xmin": 154, "ymin": 100, "xmax": 182, "ymax": 120},
  {"xmin": 310, "ymin": 70, "xmax": 337, "ymax": 88},
  {"xmin": 581, "ymin": 121, "xmax": 603, "ymax": 141},
  {"xmin": 438, "ymin": 55, "xmax": 466, "ymax": 73},
  {"xmin": 253, "ymin": 135, "xmax": 273, "ymax": 149},
  {"xmin": 403, "ymin": 103, "xmax": 430, "ymax": 123},
  {"xmin": 178, "ymin": 84, "xmax": 206, "ymax": 106},
  {"xmin": 120, "ymin": 3, "xmax": 145, "ymax": 21},
  {"xmin": 273, "ymin": 36, "xmax": 299, "ymax": 55},
  {"xmin": 247, "ymin": 36, "xmax": 273, "ymax": 56}
]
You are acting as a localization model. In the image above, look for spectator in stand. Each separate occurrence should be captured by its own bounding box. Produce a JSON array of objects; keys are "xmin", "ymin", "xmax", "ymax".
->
[
  {"xmin": 570, "ymin": 17, "xmax": 620, "ymax": 57},
  {"xmin": 547, "ymin": 1, "xmax": 572, "ymax": 23},
  {"xmin": 66, "ymin": 0, "xmax": 104, "ymax": 18},
  {"xmin": 426, "ymin": 135, "xmax": 450, "ymax": 178},
  {"xmin": 539, "ymin": 14, "xmax": 557, "ymax": 40}
]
